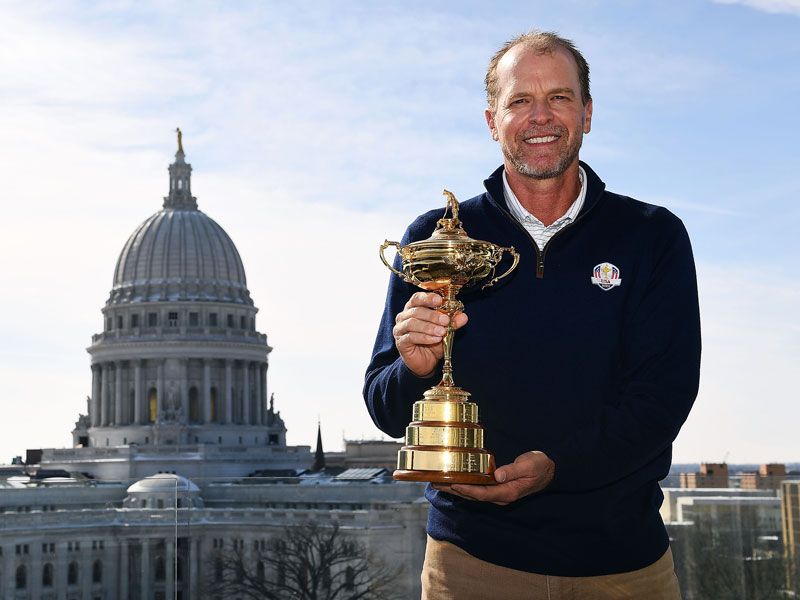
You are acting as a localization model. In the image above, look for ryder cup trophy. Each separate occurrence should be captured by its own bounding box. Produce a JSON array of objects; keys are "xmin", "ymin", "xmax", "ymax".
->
[{"xmin": 379, "ymin": 190, "xmax": 520, "ymax": 484}]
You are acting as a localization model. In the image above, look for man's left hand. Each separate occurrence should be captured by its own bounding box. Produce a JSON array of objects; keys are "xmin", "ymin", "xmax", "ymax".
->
[{"xmin": 432, "ymin": 451, "xmax": 555, "ymax": 506}]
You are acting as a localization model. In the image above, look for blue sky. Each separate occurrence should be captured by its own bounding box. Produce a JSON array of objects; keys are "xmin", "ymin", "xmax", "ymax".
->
[{"xmin": 0, "ymin": 0, "xmax": 798, "ymax": 464}]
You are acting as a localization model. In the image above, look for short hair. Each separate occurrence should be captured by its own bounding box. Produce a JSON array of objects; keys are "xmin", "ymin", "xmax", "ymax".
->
[{"xmin": 485, "ymin": 31, "xmax": 591, "ymax": 109}]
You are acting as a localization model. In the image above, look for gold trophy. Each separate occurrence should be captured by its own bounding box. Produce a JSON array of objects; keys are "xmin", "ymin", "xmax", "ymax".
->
[{"xmin": 379, "ymin": 190, "xmax": 519, "ymax": 484}]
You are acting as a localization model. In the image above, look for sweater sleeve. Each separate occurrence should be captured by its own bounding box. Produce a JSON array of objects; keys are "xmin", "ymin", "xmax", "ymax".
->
[
  {"xmin": 363, "ymin": 217, "xmax": 442, "ymax": 439},
  {"xmin": 542, "ymin": 216, "xmax": 701, "ymax": 492}
]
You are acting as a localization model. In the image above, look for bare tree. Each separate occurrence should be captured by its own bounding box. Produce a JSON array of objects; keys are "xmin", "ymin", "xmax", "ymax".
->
[
  {"xmin": 203, "ymin": 521, "xmax": 403, "ymax": 600},
  {"xmin": 676, "ymin": 520, "xmax": 788, "ymax": 600}
]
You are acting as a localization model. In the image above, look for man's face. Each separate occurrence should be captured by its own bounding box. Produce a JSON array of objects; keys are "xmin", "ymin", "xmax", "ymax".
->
[{"xmin": 486, "ymin": 45, "xmax": 592, "ymax": 180}]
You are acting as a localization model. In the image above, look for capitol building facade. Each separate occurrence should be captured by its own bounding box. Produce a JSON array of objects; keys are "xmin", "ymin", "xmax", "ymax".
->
[{"xmin": 0, "ymin": 139, "xmax": 426, "ymax": 600}]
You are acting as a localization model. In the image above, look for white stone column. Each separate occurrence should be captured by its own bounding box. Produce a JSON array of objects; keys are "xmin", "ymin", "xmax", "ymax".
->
[
  {"xmin": 180, "ymin": 359, "xmax": 189, "ymax": 420},
  {"xmin": 224, "ymin": 361, "xmax": 233, "ymax": 424},
  {"xmin": 262, "ymin": 363, "xmax": 268, "ymax": 423},
  {"xmin": 165, "ymin": 539, "xmax": 175, "ymax": 600},
  {"xmin": 134, "ymin": 361, "xmax": 143, "ymax": 425},
  {"xmin": 242, "ymin": 362, "xmax": 251, "ymax": 425},
  {"xmin": 203, "ymin": 361, "xmax": 212, "ymax": 424},
  {"xmin": 115, "ymin": 361, "xmax": 124, "ymax": 425},
  {"xmin": 81, "ymin": 542, "xmax": 92, "ymax": 600},
  {"xmin": 119, "ymin": 539, "xmax": 129, "ymax": 600},
  {"xmin": 100, "ymin": 364, "xmax": 109, "ymax": 427},
  {"xmin": 189, "ymin": 538, "xmax": 199, "ymax": 599},
  {"xmin": 91, "ymin": 365, "xmax": 101, "ymax": 427},
  {"xmin": 157, "ymin": 361, "xmax": 165, "ymax": 421},
  {"xmin": 55, "ymin": 541, "xmax": 68, "ymax": 600},
  {"xmin": 254, "ymin": 362, "xmax": 262, "ymax": 426},
  {"xmin": 30, "ymin": 542, "xmax": 43, "ymax": 599},
  {"xmin": 140, "ymin": 539, "xmax": 151, "ymax": 600},
  {"xmin": 2, "ymin": 543, "xmax": 13, "ymax": 600}
]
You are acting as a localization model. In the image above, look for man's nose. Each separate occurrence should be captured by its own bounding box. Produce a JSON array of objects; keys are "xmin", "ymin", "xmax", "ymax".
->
[{"xmin": 527, "ymin": 100, "xmax": 553, "ymax": 125}]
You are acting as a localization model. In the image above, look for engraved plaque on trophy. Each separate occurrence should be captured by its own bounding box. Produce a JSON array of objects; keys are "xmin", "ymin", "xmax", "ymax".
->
[{"xmin": 379, "ymin": 190, "xmax": 519, "ymax": 484}]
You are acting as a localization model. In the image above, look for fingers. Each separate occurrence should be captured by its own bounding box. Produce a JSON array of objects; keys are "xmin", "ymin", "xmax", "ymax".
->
[
  {"xmin": 494, "ymin": 451, "xmax": 554, "ymax": 487},
  {"xmin": 393, "ymin": 305, "xmax": 449, "ymax": 346},
  {"xmin": 437, "ymin": 483, "xmax": 515, "ymax": 506},
  {"xmin": 432, "ymin": 452, "xmax": 556, "ymax": 506},
  {"xmin": 392, "ymin": 292, "xmax": 469, "ymax": 378}
]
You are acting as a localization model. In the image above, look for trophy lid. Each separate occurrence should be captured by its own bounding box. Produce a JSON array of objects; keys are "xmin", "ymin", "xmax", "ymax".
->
[{"xmin": 426, "ymin": 190, "xmax": 478, "ymax": 243}]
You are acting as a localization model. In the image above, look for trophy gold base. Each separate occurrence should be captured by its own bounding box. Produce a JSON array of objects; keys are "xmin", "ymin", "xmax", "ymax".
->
[{"xmin": 393, "ymin": 388, "xmax": 497, "ymax": 485}]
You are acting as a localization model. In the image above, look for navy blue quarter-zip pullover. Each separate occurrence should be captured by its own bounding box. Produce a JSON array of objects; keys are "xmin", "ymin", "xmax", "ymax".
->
[{"xmin": 364, "ymin": 162, "xmax": 701, "ymax": 576}]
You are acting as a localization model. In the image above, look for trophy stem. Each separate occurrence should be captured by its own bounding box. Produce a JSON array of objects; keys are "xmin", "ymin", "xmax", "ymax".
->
[{"xmin": 438, "ymin": 285, "xmax": 463, "ymax": 389}]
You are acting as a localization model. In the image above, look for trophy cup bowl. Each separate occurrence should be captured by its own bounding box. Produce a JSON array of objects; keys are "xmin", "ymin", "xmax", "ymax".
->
[{"xmin": 379, "ymin": 190, "xmax": 519, "ymax": 484}]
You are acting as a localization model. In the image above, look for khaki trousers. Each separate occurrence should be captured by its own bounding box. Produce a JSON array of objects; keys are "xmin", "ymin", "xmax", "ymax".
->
[{"xmin": 421, "ymin": 536, "xmax": 682, "ymax": 600}]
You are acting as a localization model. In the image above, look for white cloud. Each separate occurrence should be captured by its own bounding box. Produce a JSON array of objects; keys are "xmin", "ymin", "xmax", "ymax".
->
[{"xmin": 713, "ymin": 0, "xmax": 800, "ymax": 15}]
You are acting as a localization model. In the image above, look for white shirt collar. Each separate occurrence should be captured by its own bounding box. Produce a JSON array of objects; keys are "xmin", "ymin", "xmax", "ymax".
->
[{"xmin": 502, "ymin": 165, "xmax": 587, "ymax": 228}]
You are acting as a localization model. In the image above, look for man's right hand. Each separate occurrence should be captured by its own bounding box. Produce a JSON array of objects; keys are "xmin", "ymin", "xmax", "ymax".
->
[{"xmin": 392, "ymin": 292, "xmax": 468, "ymax": 378}]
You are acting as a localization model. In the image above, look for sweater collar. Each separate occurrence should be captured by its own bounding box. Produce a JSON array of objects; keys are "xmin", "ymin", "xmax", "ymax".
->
[{"xmin": 483, "ymin": 161, "xmax": 606, "ymax": 218}]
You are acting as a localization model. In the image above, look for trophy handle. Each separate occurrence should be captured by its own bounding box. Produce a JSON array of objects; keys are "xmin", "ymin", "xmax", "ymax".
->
[
  {"xmin": 482, "ymin": 246, "xmax": 520, "ymax": 289},
  {"xmin": 380, "ymin": 240, "xmax": 407, "ymax": 280}
]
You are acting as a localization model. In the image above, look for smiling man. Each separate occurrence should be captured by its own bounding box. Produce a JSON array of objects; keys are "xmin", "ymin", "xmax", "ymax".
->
[{"xmin": 364, "ymin": 31, "xmax": 700, "ymax": 599}]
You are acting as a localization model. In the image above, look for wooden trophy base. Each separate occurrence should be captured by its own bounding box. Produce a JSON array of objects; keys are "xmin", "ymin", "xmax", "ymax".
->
[{"xmin": 393, "ymin": 469, "xmax": 497, "ymax": 485}]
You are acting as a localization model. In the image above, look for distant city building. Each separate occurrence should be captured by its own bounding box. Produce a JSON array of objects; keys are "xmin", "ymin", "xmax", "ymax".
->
[
  {"xmin": 780, "ymin": 480, "xmax": 800, "ymax": 593},
  {"xmin": 679, "ymin": 462, "xmax": 730, "ymax": 488},
  {"xmin": 663, "ymin": 487, "xmax": 785, "ymax": 599},
  {"xmin": 0, "ymin": 138, "xmax": 427, "ymax": 600},
  {"xmin": 741, "ymin": 464, "xmax": 790, "ymax": 490},
  {"xmin": 325, "ymin": 440, "xmax": 403, "ymax": 471}
]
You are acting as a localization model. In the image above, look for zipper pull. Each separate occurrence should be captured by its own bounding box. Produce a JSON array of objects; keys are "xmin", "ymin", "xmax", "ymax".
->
[{"xmin": 536, "ymin": 254, "xmax": 545, "ymax": 279}]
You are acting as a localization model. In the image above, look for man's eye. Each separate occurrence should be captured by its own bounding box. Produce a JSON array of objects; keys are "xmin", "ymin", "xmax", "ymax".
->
[{"xmin": 551, "ymin": 95, "xmax": 569, "ymax": 101}]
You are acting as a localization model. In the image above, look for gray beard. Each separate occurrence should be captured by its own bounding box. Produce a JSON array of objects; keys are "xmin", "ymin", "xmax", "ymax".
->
[{"xmin": 504, "ymin": 126, "xmax": 584, "ymax": 180}]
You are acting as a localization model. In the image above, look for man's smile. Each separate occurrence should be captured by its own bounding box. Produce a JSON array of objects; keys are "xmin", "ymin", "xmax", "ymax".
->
[{"xmin": 523, "ymin": 135, "xmax": 560, "ymax": 145}]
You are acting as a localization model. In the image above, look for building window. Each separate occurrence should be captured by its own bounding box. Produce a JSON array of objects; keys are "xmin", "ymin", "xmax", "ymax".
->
[
  {"xmin": 148, "ymin": 312, "xmax": 158, "ymax": 327},
  {"xmin": 345, "ymin": 566, "xmax": 355, "ymax": 590},
  {"xmin": 117, "ymin": 315, "xmax": 123, "ymax": 329},
  {"xmin": 15, "ymin": 565, "xmax": 26, "ymax": 589},
  {"xmin": 208, "ymin": 313, "xmax": 218, "ymax": 327},
  {"xmin": 68, "ymin": 561, "xmax": 79, "ymax": 585},
  {"xmin": 92, "ymin": 559, "xmax": 102, "ymax": 583},
  {"xmin": 240, "ymin": 315, "xmax": 246, "ymax": 329},
  {"xmin": 250, "ymin": 317, "xmax": 255, "ymax": 331},
  {"xmin": 106, "ymin": 317, "xmax": 112, "ymax": 331},
  {"xmin": 189, "ymin": 312, "xmax": 199, "ymax": 326},
  {"xmin": 168, "ymin": 312, "xmax": 178, "ymax": 327},
  {"xmin": 210, "ymin": 387, "xmax": 218, "ymax": 422},
  {"xmin": 42, "ymin": 563, "xmax": 54, "ymax": 587},
  {"xmin": 131, "ymin": 314, "xmax": 139, "ymax": 327},
  {"xmin": 227, "ymin": 314, "xmax": 234, "ymax": 328}
]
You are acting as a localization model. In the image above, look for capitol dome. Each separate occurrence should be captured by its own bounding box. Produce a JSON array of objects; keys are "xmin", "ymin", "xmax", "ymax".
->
[
  {"xmin": 107, "ymin": 143, "xmax": 252, "ymax": 306},
  {"xmin": 127, "ymin": 473, "xmax": 200, "ymax": 494}
]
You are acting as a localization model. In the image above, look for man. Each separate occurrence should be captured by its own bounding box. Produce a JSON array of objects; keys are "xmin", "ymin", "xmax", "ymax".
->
[{"xmin": 364, "ymin": 31, "xmax": 700, "ymax": 599}]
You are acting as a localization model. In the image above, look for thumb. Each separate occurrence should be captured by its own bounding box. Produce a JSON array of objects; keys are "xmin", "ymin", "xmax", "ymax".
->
[{"xmin": 494, "ymin": 453, "xmax": 537, "ymax": 483}]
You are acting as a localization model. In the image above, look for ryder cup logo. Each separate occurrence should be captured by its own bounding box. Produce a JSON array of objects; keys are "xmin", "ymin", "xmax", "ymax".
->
[{"xmin": 591, "ymin": 262, "xmax": 622, "ymax": 291}]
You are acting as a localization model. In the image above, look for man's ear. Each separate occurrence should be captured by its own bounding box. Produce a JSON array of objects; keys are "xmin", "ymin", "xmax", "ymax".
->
[
  {"xmin": 583, "ymin": 99, "xmax": 593, "ymax": 134},
  {"xmin": 485, "ymin": 108, "xmax": 499, "ymax": 141}
]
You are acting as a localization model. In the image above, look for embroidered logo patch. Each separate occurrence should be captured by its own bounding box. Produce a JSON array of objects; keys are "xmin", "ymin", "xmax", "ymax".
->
[{"xmin": 591, "ymin": 262, "xmax": 622, "ymax": 291}]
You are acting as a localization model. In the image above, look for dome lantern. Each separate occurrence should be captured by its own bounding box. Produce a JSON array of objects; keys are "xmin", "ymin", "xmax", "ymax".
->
[{"xmin": 164, "ymin": 127, "xmax": 197, "ymax": 210}]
